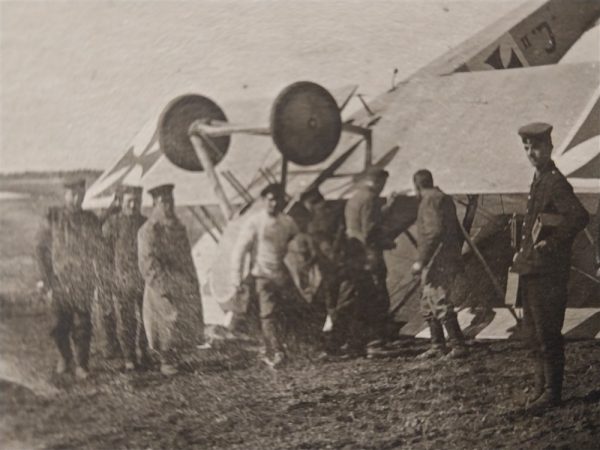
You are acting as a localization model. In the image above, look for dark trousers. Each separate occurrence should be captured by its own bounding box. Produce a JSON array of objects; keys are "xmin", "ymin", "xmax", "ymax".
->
[
  {"xmin": 97, "ymin": 283, "xmax": 121, "ymax": 356},
  {"xmin": 327, "ymin": 277, "xmax": 366, "ymax": 352},
  {"xmin": 51, "ymin": 284, "xmax": 93, "ymax": 369},
  {"xmin": 365, "ymin": 249, "xmax": 391, "ymax": 342},
  {"xmin": 114, "ymin": 288, "xmax": 149, "ymax": 364},
  {"xmin": 521, "ymin": 271, "xmax": 569, "ymax": 367}
]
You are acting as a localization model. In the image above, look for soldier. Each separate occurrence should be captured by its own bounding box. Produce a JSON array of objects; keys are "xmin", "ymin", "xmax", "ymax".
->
[
  {"xmin": 344, "ymin": 167, "xmax": 395, "ymax": 355},
  {"xmin": 231, "ymin": 183, "xmax": 299, "ymax": 368},
  {"xmin": 36, "ymin": 178, "xmax": 103, "ymax": 379},
  {"xmin": 102, "ymin": 185, "xmax": 151, "ymax": 371},
  {"xmin": 96, "ymin": 188, "xmax": 123, "ymax": 359},
  {"xmin": 137, "ymin": 184, "xmax": 205, "ymax": 376},
  {"xmin": 411, "ymin": 169, "xmax": 468, "ymax": 360},
  {"xmin": 511, "ymin": 122, "xmax": 589, "ymax": 410}
]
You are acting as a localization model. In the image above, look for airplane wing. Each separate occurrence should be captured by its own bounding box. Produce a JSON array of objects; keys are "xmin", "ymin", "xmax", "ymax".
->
[{"xmin": 283, "ymin": 61, "xmax": 599, "ymax": 199}]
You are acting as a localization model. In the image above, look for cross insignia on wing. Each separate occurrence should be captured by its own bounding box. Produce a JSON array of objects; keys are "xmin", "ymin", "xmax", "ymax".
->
[{"xmin": 92, "ymin": 132, "xmax": 162, "ymax": 199}]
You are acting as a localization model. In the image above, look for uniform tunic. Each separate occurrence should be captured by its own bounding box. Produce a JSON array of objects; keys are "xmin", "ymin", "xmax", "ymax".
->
[
  {"xmin": 344, "ymin": 186, "xmax": 390, "ymax": 341},
  {"xmin": 137, "ymin": 212, "xmax": 204, "ymax": 362},
  {"xmin": 415, "ymin": 187, "xmax": 464, "ymax": 321},
  {"xmin": 512, "ymin": 161, "xmax": 588, "ymax": 365}
]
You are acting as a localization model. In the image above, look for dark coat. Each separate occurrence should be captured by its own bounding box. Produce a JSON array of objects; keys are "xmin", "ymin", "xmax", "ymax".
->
[
  {"xmin": 416, "ymin": 187, "xmax": 463, "ymax": 280},
  {"xmin": 512, "ymin": 161, "xmax": 589, "ymax": 275},
  {"xmin": 36, "ymin": 207, "xmax": 103, "ymax": 294},
  {"xmin": 102, "ymin": 212, "xmax": 147, "ymax": 292}
]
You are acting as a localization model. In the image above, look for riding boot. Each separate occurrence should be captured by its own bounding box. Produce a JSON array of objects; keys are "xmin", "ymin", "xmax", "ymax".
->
[
  {"xmin": 545, "ymin": 358, "xmax": 564, "ymax": 404},
  {"xmin": 526, "ymin": 357, "xmax": 546, "ymax": 404},
  {"xmin": 528, "ymin": 359, "xmax": 563, "ymax": 410},
  {"xmin": 417, "ymin": 319, "xmax": 446, "ymax": 359},
  {"xmin": 51, "ymin": 322, "xmax": 74, "ymax": 373},
  {"xmin": 443, "ymin": 312, "xmax": 466, "ymax": 348}
]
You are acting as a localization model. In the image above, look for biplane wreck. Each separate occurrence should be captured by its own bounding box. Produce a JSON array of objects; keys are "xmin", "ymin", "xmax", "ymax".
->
[{"xmin": 84, "ymin": 0, "xmax": 600, "ymax": 338}]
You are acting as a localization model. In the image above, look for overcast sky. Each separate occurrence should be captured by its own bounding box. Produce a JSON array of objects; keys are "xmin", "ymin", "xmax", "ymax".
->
[{"xmin": 1, "ymin": 0, "xmax": 521, "ymax": 173}]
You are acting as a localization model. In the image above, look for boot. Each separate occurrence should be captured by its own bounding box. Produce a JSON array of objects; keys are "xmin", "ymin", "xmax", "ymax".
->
[
  {"xmin": 444, "ymin": 346, "xmax": 469, "ymax": 359},
  {"xmin": 443, "ymin": 313, "xmax": 466, "ymax": 348},
  {"xmin": 527, "ymin": 360, "xmax": 563, "ymax": 411},
  {"xmin": 526, "ymin": 358, "xmax": 546, "ymax": 404},
  {"xmin": 74, "ymin": 366, "xmax": 89, "ymax": 380},
  {"xmin": 51, "ymin": 328, "xmax": 74, "ymax": 373},
  {"xmin": 416, "ymin": 346, "xmax": 445, "ymax": 360},
  {"xmin": 55, "ymin": 357, "xmax": 71, "ymax": 375},
  {"xmin": 416, "ymin": 319, "xmax": 446, "ymax": 360},
  {"xmin": 160, "ymin": 363, "xmax": 178, "ymax": 376},
  {"xmin": 262, "ymin": 351, "xmax": 286, "ymax": 369}
]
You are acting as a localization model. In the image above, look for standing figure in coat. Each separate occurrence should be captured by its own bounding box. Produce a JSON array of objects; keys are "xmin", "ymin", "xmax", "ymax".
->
[
  {"xmin": 411, "ymin": 169, "xmax": 468, "ymax": 360},
  {"xmin": 36, "ymin": 178, "xmax": 104, "ymax": 379},
  {"xmin": 511, "ymin": 123, "xmax": 589, "ymax": 410},
  {"xmin": 137, "ymin": 184, "xmax": 205, "ymax": 376},
  {"xmin": 96, "ymin": 188, "xmax": 123, "ymax": 359},
  {"xmin": 344, "ymin": 167, "xmax": 394, "ymax": 355},
  {"xmin": 102, "ymin": 185, "xmax": 151, "ymax": 371}
]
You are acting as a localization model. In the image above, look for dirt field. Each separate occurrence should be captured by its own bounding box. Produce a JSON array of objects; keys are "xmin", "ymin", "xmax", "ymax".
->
[{"xmin": 1, "ymin": 311, "xmax": 599, "ymax": 450}]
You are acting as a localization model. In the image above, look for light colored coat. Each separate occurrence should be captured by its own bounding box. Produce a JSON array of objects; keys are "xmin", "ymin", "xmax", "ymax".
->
[{"xmin": 137, "ymin": 211, "xmax": 204, "ymax": 356}]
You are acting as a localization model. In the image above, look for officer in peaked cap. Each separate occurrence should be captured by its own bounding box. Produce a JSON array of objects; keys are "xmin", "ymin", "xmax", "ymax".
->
[
  {"xmin": 147, "ymin": 183, "xmax": 175, "ymax": 199},
  {"xmin": 102, "ymin": 184, "xmax": 150, "ymax": 371},
  {"xmin": 36, "ymin": 175, "xmax": 104, "ymax": 380},
  {"xmin": 137, "ymin": 183, "xmax": 204, "ymax": 375},
  {"xmin": 511, "ymin": 122, "xmax": 589, "ymax": 410}
]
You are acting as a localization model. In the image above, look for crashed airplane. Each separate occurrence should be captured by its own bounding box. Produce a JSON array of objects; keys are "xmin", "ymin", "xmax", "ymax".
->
[{"xmin": 84, "ymin": 0, "xmax": 600, "ymax": 338}]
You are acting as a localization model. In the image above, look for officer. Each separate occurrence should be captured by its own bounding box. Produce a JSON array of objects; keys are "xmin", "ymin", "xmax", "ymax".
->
[
  {"xmin": 411, "ymin": 169, "xmax": 468, "ymax": 360},
  {"xmin": 511, "ymin": 122, "xmax": 589, "ymax": 409},
  {"xmin": 102, "ymin": 185, "xmax": 151, "ymax": 371},
  {"xmin": 344, "ymin": 167, "xmax": 394, "ymax": 356},
  {"xmin": 36, "ymin": 177, "xmax": 104, "ymax": 379},
  {"xmin": 137, "ymin": 184, "xmax": 205, "ymax": 376}
]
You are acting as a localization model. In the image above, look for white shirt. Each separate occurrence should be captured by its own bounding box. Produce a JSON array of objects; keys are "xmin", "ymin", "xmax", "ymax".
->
[{"xmin": 231, "ymin": 210, "xmax": 298, "ymax": 285}]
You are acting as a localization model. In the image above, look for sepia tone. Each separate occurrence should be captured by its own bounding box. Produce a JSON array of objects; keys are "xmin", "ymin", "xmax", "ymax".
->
[{"xmin": 1, "ymin": 1, "xmax": 599, "ymax": 449}]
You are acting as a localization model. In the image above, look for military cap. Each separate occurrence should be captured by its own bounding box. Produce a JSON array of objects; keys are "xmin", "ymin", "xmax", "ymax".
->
[
  {"xmin": 121, "ymin": 185, "xmax": 143, "ymax": 197},
  {"xmin": 147, "ymin": 183, "xmax": 174, "ymax": 198},
  {"xmin": 518, "ymin": 122, "xmax": 553, "ymax": 143},
  {"xmin": 363, "ymin": 166, "xmax": 389, "ymax": 180},
  {"xmin": 62, "ymin": 177, "xmax": 86, "ymax": 190}
]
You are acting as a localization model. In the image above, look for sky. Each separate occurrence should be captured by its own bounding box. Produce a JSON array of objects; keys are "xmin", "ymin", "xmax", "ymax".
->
[{"xmin": 1, "ymin": 0, "xmax": 522, "ymax": 173}]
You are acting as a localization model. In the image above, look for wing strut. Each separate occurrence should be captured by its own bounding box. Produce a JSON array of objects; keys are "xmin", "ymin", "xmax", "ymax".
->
[
  {"xmin": 458, "ymin": 221, "xmax": 521, "ymax": 324},
  {"xmin": 187, "ymin": 206, "xmax": 219, "ymax": 244}
]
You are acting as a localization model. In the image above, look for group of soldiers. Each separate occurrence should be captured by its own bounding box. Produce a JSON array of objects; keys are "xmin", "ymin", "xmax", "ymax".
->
[
  {"xmin": 37, "ymin": 121, "xmax": 590, "ymax": 411},
  {"xmin": 37, "ymin": 182, "xmax": 203, "ymax": 377}
]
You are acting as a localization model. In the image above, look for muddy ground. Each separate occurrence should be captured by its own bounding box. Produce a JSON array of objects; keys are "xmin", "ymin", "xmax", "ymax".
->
[{"xmin": 1, "ymin": 312, "xmax": 599, "ymax": 450}]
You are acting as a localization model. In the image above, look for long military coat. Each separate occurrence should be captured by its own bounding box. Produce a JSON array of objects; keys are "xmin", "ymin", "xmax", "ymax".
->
[{"xmin": 137, "ymin": 212, "xmax": 204, "ymax": 353}]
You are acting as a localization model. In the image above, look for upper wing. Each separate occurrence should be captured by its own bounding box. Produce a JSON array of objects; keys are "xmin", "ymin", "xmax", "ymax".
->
[{"xmin": 284, "ymin": 62, "xmax": 600, "ymax": 198}]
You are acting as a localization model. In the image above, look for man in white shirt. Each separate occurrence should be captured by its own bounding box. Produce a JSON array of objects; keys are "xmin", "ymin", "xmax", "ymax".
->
[{"xmin": 231, "ymin": 183, "xmax": 299, "ymax": 368}]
